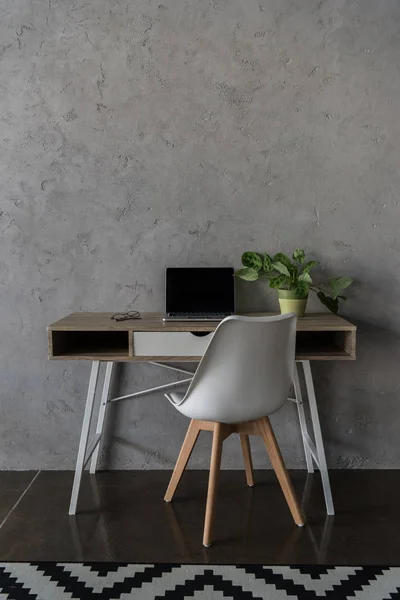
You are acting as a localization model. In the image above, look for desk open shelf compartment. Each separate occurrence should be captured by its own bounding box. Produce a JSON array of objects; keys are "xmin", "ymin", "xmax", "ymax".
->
[
  {"xmin": 295, "ymin": 329, "xmax": 356, "ymax": 360},
  {"xmin": 49, "ymin": 330, "xmax": 130, "ymax": 359}
]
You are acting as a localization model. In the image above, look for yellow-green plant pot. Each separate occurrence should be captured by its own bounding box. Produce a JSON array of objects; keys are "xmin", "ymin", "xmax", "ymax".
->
[{"xmin": 278, "ymin": 290, "xmax": 308, "ymax": 317}]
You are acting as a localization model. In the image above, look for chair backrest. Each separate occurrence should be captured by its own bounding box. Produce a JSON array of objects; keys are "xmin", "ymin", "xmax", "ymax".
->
[{"xmin": 176, "ymin": 314, "xmax": 297, "ymax": 424}]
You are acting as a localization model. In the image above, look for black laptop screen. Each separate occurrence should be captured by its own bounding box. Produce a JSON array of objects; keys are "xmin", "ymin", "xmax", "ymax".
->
[{"xmin": 166, "ymin": 267, "xmax": 235, "ymax": 314}]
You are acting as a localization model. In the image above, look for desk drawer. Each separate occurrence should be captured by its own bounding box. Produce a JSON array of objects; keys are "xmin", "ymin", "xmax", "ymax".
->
[{"xmin": 132, "ymin": 331, "xmax": 213, "ymax": 357}]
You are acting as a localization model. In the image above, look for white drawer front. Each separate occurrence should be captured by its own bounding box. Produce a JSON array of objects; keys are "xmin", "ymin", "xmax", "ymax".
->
[{"xmin": 132, "ymin": 331, "xmax": 213, "ymax": 357}]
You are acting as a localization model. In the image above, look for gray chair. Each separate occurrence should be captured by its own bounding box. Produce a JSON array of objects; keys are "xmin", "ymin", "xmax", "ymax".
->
[{"xmin": 164, "ymin": 313, "xmax": 305, "ymax": 547}]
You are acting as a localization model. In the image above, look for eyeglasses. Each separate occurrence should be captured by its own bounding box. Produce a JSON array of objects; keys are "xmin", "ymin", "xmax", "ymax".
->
[{"xmin": 111, "ymin": 310, "xmax": 141, "ymax": 322}]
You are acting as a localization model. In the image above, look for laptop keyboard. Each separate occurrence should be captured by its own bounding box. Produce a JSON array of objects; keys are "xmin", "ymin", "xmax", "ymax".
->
[{"xmin": 169, "ymin": 312, "xmax": 229, "ymax": 318}]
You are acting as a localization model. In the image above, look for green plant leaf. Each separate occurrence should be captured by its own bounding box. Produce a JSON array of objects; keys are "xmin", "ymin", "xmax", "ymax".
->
[
  {"xmin": 263, "ymin": 253, "xmax": 273, "ymax": 273},
  {"xmin": 241, "ymin": 251, "xmax": 263, "ymax": 271},
  {"xmin": 272, "ymin": 261, "xmax": 291, "ymax": 277},
  {"xmin": 302, "ymin": 260, "xmax": 319, "ymax": 275},
  {"xmin": 269, "ymin": 274, "xmax": 287, "ymax": 289},
  {"xmin": 317, "ymin": 291, "xmax": 339, "ymax": 314},
  {"xmin": 288, "ymin": 262, "xmax": 299, "ymax": 283},
  {"xmin": 273, "ymin": 253, "xmax": 292, "ymax": 268},
  {"xmin": 235, "ymin": 267, "xmax": 260, "ymax": 281},
  {"xmin": 298, "ymin": 272, "xmax": 312, "ymax": 284},
  {"xmin": 296, "ymin": 282, "xmax": 309, "ymax": 298},
  {"xmin": 293, "ymin": 248, "xmax": 305, "ymax": 264},
  {"xmin": 328, "ymin": 277, "xmax": 353, "ymax": 299}
]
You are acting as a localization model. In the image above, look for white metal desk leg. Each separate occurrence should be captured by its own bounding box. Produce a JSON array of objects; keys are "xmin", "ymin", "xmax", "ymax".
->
[
  {"xmin": 69, "ymin": 361, "xmax": 100, "ymax": 515},
  {"xmin": 294, "ymin": 363, "xmax": 314, "ymax": 474},
  {"xmin": 90, "ymin": 362, "xmax": 114, "ymax": 474},
  {"xmin": 302, "ymin": 360, "xmax": 335, "ymax": 516}
]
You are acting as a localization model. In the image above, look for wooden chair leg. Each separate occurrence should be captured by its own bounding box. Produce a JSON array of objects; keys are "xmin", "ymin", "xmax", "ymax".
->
[
  {"xmin": 258, "ymin": 417, "xmax": 305, "ymax": 526},
  {"xmin": 240, "ymin": 434, "xmax": 254, "ymax": 487},
  {"xmin": 164, "ymin": 419, "xmax": 200, "ymax": 502},
  {"xmin": 203, "ymin": 422, "xmax": 225, "ymax": 547}
]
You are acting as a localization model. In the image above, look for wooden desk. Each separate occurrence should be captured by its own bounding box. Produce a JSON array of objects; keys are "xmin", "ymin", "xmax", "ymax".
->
[
  {"xmin": 47, "ymin": 312, "xmax": 356, "ymax": 517},
  {"xmin": 48, "ymin": 312, "xmax": 356, "ymax": 362}
]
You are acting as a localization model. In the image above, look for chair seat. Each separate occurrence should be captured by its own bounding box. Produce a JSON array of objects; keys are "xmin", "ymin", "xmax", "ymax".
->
[{"xmin": 166, "ymin": 392, "xmax": 185, "ymax": 405}]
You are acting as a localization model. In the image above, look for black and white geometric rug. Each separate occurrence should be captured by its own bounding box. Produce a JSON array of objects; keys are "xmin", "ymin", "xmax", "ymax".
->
[{"xmin": 1, "ymin": 563, "xmax": 400, "ymax": 599}]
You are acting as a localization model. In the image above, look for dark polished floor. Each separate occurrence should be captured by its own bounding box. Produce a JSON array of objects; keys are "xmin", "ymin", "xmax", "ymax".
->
[{"xmin": 0, "ymin": 470, "xmax": 398, "ymax": 565}]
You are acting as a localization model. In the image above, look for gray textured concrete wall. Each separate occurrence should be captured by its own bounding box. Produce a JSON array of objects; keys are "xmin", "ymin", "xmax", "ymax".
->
[{"xmin": 1, "ymin": 0, "xmax": 400, "ymax": 470}]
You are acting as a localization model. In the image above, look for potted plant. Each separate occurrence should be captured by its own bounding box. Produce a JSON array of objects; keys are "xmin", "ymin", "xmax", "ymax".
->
[{"xmin": 235, "ymin": 249, "xmax": 352, "ymax": 317}]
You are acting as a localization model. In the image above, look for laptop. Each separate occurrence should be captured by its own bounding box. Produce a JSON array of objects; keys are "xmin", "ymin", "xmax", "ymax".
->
[{"xmin": 163, "ymin": 267, "xmax": 235, "ymax": 321}]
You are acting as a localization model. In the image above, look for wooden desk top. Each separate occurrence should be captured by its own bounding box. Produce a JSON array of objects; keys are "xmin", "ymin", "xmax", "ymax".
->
[
  {"xmin": 48, "ymin": 312, "xmax": 356, "ymax": 361},
  {"xmin": 49, "ymin": 312, "xmax": 356, "ymax": 333}
]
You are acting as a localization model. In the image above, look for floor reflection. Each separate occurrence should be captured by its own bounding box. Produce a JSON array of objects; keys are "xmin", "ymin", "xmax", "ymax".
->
[
  {"xmin": 67, "ymin": 471, "xmax": 334, "ymax": 564},
  {"xmin": 2, "ymin": 470, "xmax": 397, "ymax": 564}
]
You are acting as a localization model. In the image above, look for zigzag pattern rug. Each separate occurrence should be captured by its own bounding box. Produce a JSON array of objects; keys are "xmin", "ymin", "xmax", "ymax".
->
[{"xmin": 1, "ymin": 563, "xmax": 400, "ymax": 599}]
